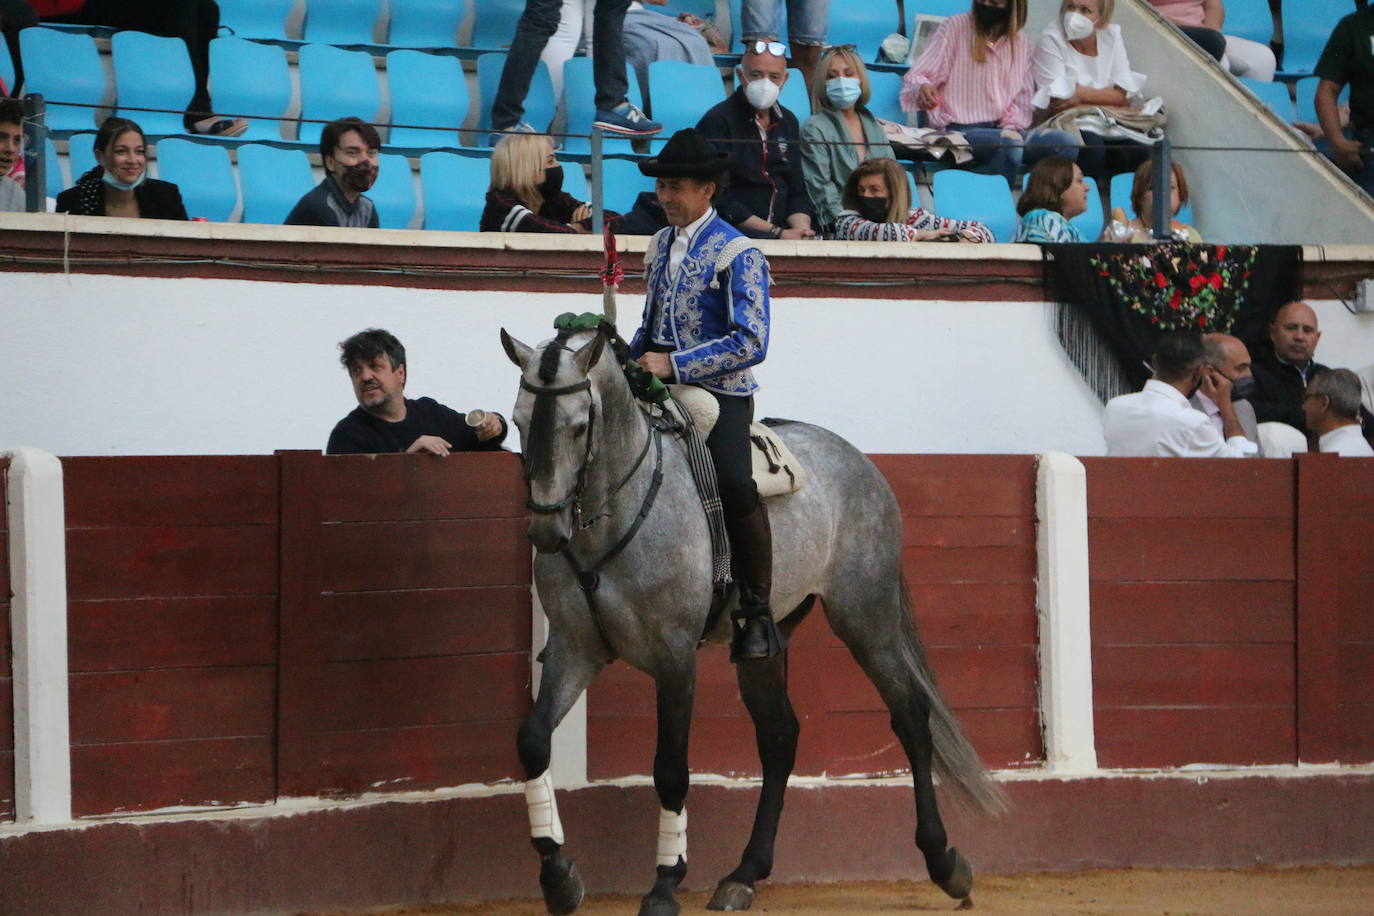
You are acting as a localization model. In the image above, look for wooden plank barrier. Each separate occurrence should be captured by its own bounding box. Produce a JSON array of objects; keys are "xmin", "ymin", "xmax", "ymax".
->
[
  {"xmin": 586, "ymin": 455, "xmax": 1042, "ymax": 780},
  {"xmin": 1, "ymin": 456, "xmax": 13, "ymax": 821},
  {"xmin": 1083, "ymin": 458, "xmax": 1298, "ymax": 769}
]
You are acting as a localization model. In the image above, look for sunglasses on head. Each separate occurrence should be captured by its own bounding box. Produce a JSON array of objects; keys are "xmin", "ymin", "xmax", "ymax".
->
[
  {"xmin": 746, "ymin": 40, "xmax": 788, "ymax": 56},
  {"xmin": 823, "ymin": 43, "xmax": 857, "ymax": 53}
]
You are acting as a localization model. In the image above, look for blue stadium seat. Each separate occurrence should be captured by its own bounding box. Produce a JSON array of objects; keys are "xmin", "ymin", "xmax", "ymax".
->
[
  {"xmin": 828, "ymin": 3, "xmax": 904, "ymax": 63},
  {"xmin": 209, "ymin": 36, "xmax": 292, "ymax": 142},
  {"xmin": 237, "ymin": 143, "xmax": 315, "ymax": 224},
  {"xmin": 476, "ymin": 53, "xmax": 556, "ymax": 133},
  {"xmin": 155, "ymin": 138, "xmax": 238, "ymax": 221},
  {"xmin": 44, "ymin": 139, "xmax": 66, "ymax": 198},
  {"xmin": 371, "ymin": 152, "xmax": 419, "ymax": 228},
  {"xmin": 388, "ymin": 0, "xmax": 463, "ymax": 48},
  {"xmin": 932, "ymin": 170, "xmax": 1017, "ymax": 242},
  {"xmin": 1222, "ymin": 0, "xmax": 1273, "ymax": 47},
  {"xmin": 1295, "ymin": 75, "xmax": 1348, "ymax": 125},
  {"xmin": 1238, "ymin": 76, "xmax": 1295, "ymax": 122},
  {"xmin": 1074, "ymin": 175, "xmax": 1104, "ymax": 241},
  {"xmin": 303, "ymin": 0, "xmax": 383, "ymax": 46},
  {"xmin": 468, "ymin": 0, "xmax": 525, "ymax": 52},
  {"xmin": 67, "ymin": 132, "xmax": 97, "ymax": 182},
  {"xmin": 645, "ymin": 60, "xmax": 727, "ymax": 151},
  {"xmin": 563, "ymin": 159, "xmax": 589, "ymax": 202},
  {"xmin": 111, "ymin": 31, "xmax": 194, "ymax": 137},
  {"xmin": 1109, "ymin": 170, "xmax": 1193, "ymax": 229},
  {"xmin": 19, "ymin": 27, "xmax": 107, "ymax": 134},
  {"xmin": 560, "ymin": 57, "xmax": 643, "ymax": 156},
  {"xmin": 218, "ymin": 0, "xmax": 297, "ymax": 43},
  {"xmin": 296, "ymin": 44, "xmax": 383, "ymax": 146},
  {"xmin": 1, "ymin": 35, "xmax": 13, "ymax": 91},
  {"xmin": 420, "ymin": 151, "xmax": 491, "ymax": 230},
  {"xmin": 658, "ymin": 0, "xmax": 716, "ymax": 17},
  {"xmin": 866, "ymin": 70, "xmax": 905, "ymax": 122},
  {"xmin": 1278, "ymin": 0, "xmax": 1346, "ymax": 78},
  {"xmin": 778, "ymin": 68, "xmax": 809, "ymax": 117},
  {"xmin": 910, "ymin": 0, "xmax": 966, "ymax": 19},
  {"xmin": 386, "ymin": 50, "xmax": 468, "ymax": 149},
  {"xmin": 594, "ymin": 155, "xmax": 653, "ymax": 214}
]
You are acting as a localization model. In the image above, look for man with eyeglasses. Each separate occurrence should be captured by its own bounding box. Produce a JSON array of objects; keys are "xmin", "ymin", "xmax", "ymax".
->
[
  {"xmin": 696, "ymin": 39, "xmax": 818, "ymax": 241},
  {"xmin": 740, "ymin": 0, "xmax": 829, "ymax": 93},
  {"xmin": 286, "ymin": 117, "xmax": 381, "ymax": 229}
]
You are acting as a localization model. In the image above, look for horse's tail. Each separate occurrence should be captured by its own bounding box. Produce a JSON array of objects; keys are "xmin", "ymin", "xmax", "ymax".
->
[{"xmin": 897, "ymin": 576, "xmax": 1011, "ymax": 819}]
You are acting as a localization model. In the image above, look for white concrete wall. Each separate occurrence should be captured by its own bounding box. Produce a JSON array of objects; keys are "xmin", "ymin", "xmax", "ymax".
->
[{"xmin": 5, "ymin": 270, "xmax": 1372, "ymax": 457}]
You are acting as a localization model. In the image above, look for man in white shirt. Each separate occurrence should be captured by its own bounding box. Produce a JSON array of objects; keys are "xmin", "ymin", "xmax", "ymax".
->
[
  {"xmin": 1190, "ymin": 333, "xmax": 1260, "ymax": 455},
  {"xmin": 1103, "ymin": 330, "xmax": 1253, "ymax": 458},
  {"xmin": 1304, "ymin": 369, "xmax": 1374, "ymax": 457}
]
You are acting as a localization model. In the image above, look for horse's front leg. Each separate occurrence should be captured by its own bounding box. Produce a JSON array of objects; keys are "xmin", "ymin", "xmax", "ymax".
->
[
  {"xmin": 518, "ymin": 634, "xmax": 605, "ymax": 916},
  {"xmin": 638, "ymin": 659, "xmax": 696, "ymax": 916}
]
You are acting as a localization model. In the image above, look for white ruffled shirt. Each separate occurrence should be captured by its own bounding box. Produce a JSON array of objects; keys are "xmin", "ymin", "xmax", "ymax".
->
[{"xmin": 1032, "ymin": 21, "xmax": 1146, "ymax": 111}]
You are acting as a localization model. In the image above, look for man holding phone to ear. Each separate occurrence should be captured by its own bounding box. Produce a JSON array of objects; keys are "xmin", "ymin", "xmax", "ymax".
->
[{"xmin": 1102, "ymin": 330, "xmax": 1255, "ymax": 458}]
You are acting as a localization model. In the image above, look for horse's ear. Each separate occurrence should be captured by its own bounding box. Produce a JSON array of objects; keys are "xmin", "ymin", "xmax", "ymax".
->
[
  {"xmin": 501, "ymin": 328, "xmax": 533, "ymax": 368},
  {"xmin": 574, "ymin": 331, "xmax": 607, "ymax": 374}
]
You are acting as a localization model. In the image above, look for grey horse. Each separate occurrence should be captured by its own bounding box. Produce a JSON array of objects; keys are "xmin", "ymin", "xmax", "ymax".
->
[{"xmin": 502, "ymin": 324, "xmax": 1006, "ymax": 915}]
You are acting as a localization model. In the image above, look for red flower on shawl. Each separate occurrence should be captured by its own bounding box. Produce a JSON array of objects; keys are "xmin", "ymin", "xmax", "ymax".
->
[
  {"xmin": 1209, "ymin": 273, "xmax": 1223, "ymax": 290},
  {"xmin": 1189, "ymin": 275, "xmax": 1206, "ymax": 293},
  {"xmin": 1217, "ymin": 245, "xmax": 1228, "ymax": 259},
  {"xmin": 1154, "ymin": 272, "xmax": 1168, "ymax": 288},
  {"xmin": 1169, "ymin": 290, "xmax": 1182, "ymax": 309}
]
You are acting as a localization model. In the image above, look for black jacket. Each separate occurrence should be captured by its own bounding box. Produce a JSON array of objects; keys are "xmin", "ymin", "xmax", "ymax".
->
[
  {"xmin": 696, "ymin": 88, "xmax": 815, "ymax": 237},
  {"xmin": 56, "ymin": 171, "xmax": 188, "ymax": 220},
  {"xmin": 1250, "ymin": 340, "xmax": 1374, "ymax": 442}
]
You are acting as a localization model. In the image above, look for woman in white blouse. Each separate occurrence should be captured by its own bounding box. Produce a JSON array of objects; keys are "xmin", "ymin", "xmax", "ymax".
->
[{"xmin": 1032, "ymin": 0, "xmax": 1150, "ymax": 179}]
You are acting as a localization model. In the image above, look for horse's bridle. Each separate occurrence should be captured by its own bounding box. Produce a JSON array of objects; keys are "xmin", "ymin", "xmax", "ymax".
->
[{"xmin": 520, "ymin": 375, "xmax": 596, "ymax": 517}]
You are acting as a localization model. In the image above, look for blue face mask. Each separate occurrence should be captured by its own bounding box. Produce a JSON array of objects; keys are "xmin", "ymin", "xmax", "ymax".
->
[
  {"xmin": 825, "ymin": 76, "xmax": 862, "ymax": 109},
  {"xmin": 101, "ymin": 168, "xmax": 146, "ymax": 192}
]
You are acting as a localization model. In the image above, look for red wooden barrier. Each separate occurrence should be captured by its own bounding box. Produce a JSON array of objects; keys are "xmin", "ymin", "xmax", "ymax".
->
[
  {"xmin": 276, "ymin": 450, "xmax": 531, "ymax": 798},
  {"xmin": 586, "ymin": 455, "xmax": 1042, "ymax": 780},
  {"xmin": 1084, "ymin": 458, "xmax": 1298, "ymax": 769},
  {"xmin": 1, "ymin": 457, "xmax": 13, "ymax": 821}
]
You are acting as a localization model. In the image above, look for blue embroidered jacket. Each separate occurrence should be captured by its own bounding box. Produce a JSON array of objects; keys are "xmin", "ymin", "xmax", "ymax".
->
[{"xmin": 628, "ymin": 212, "xmax": 770, "ymax": 396}]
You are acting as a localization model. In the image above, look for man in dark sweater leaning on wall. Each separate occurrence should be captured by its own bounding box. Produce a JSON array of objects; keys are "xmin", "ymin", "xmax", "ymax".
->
[{"xmin": 327, "ymin": 328, "xmax": 508, "ymax": 456}]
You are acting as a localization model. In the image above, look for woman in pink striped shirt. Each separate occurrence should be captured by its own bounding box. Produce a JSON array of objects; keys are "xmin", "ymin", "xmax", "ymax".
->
[{"xmin": 900, "ymin": 0, "xmax": 1077, "ymax": 185}]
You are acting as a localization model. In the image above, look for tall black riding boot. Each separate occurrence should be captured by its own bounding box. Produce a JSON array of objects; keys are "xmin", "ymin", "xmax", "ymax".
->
[{"xmin": 727, "ymin": 500, "xmax": 785, "ymax": 662}]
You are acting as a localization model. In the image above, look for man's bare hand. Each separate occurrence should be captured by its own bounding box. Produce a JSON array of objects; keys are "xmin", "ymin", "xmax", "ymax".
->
[
  {"xmin": 476, "ymin": 412, "xmax": 504, "ymax": 441},
  {"xmin": 779, "ymin": 226, "xmax": 815, "ymax": 240},
  {"xmin": 1199, "ymin": 367, "xmax": 1233, "ymax": 406},
  {"xmin": 1332, "ymin": 137, "xmax": 1366, "ymax": 174},
  {"xmin": 407, "ymin": 435, "xmax": 454, "ymax": 456},
  {"xmin": 637, "ymin": 352, "xmax": 673, "ymax": 379}
]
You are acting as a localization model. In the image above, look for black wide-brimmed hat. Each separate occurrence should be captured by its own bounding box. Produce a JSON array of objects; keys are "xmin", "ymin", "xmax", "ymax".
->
[{"xmin": 638, "ymin": 128, "xmax": 732, "ymax": 178}]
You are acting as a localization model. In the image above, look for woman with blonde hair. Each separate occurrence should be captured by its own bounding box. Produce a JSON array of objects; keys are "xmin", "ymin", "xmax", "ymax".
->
[
  {"xmin": 832, "ymin": 157, "xmax": 993, "ymax": 242},
  {"xmin": 799, "ymin": 44, "xmax": 892, "ymax": 234},
  {"xmin": 480, "ymin": 132, "xmax": 606, "ymax": 233},
  {"xmin": 900, "ymin": 0, "xmax": 1077, "ymax": 185}
]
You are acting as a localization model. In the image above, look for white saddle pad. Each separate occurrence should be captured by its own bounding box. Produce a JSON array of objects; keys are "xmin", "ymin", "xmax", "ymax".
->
[{"xmin": 664, "ymin": 384, "xmax": 807, "ymax": 498}]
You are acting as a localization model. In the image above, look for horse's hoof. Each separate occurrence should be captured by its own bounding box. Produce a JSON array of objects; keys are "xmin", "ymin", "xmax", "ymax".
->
[
  {"xmin": 935, "ymin": 847, "xmax": 973, "ymax": 901},
  {"xmin": 637, "ymin": 895, "xmax": 681, "ymax": 916},
  {"xmin": 539, "ymin": 856, "xmax": 585, "ymax": 915},
  {"xmin": 957, "ymin": 897, "xmax": 975, "ymax": 910},
  {"xmin": 706, "ymin": 880, "xmax": 756, "ymax": 911}
]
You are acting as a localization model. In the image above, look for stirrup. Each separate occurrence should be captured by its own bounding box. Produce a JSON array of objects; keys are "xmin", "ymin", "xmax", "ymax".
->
[{"xmin": 730, "ymin": 612, "xmax": 785, "ymax": 663}]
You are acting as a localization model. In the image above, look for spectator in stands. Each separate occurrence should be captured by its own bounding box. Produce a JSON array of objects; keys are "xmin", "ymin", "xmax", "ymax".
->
[
  {"xmin": 489, "ymin": 0, "xmax": 661, "ymax": 142},
  {"xmin": 800, "ymin": 44, "xmax": 893, "ymax": 234},
  {"xmin": 901, "ymin": 0, "xmax": 1078, "ymax": 186},
  {"xmin": 55, "ymin": 116, "xmax": 187, "ymax": 219},
  {"xmin": 285, "ymin": 117, "xmax": 380, "ymax": 229},
  {"xmin": 1192, "ymin": 332, "xmax": 1260, "ymax": 454},
  {"xmin": 1012, "ymin": 155, "xmax": 1089, "ymax": 242},
  {"xmin": 697, "ymin": 40, "xmax": 817, "ymax": 239},
  {"xmin": 481, "ymin": 131, "xmax": 609, "ymax": 233},
  {"xmin": 740, "ymin": 0, "xmax": 827, "ymax": 94},
  {"xmin": 1103, "ymin": 329, "xmax": 1255, "ymax": 457},
  {"xmin": 1146, "ymin": 0, "xmax": 1276, "ymax": 80},
  {"xmin": 1250, "ymin": 300, "xmax": 1327, "ymax": 433},
  {"xmin": 1313, "ymin": 2, "xmax": 1374, "ymax": 196},
  {"xmin": 1108, "ymin": 159, "xmax": 1201, "ymax": 242},
  {"xmin": 28, "ymin": 0, "xmax": 247, "ymax": 136},
  {"xmin": 831, "ymin": 156, "xmax": 994, "ymax": 242},
  {"xmin": 327, "ymin": 328, "xmax": 507, "ymax": 456},
  {"xmin": 1304, "ymin": 368, "xmax": 1374, "ymax": 456},
  {"xmin": 1032, "ymin": 0, "xmax": 1152, "ymax": 180},
  {"xmin": 0, "ymin": 97, "xmax": 24, "ymax": 211},
  {"xmin": 0, "ymin": 0, "xmax": 37, "ymax": 95}
]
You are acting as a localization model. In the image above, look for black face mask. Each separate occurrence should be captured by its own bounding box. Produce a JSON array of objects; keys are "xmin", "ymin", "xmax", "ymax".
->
[
  {"xmin": 538, "ymin": 165, "xmax": 564, "ymax": 198},
  {"xmin": 335, "ymin": 159, "xmax": 377, "ymax": 193},
  {"xmin": 857, "ymin": 196, "xmax": 890, "ymax": 222},
  {"xmin": 973, "ymin": 1, "xmax": 1011, "ymax": 29},
  {"xmin": 1229, "ymin": 374, "xmax": 1257, "ymax": 402}
]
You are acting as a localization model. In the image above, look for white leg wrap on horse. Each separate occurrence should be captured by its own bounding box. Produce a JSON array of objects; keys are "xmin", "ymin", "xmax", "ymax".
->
[
  {"xmin": 525, "ymin": 770, "xmax": 565, "ymax": 846},
  {"xmin": 656, "ymin": 806, "xmax": 687, "ymax": 867}
]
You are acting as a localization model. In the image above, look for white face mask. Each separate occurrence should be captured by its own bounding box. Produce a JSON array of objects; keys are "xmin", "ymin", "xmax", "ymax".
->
[
  {"xmin": 742, "ymin": 75, "xmax": 780, "ymax": 111},
  {"xmin": 1062, "ymin": 10, "xmax": 1095, "ymax": 41}
]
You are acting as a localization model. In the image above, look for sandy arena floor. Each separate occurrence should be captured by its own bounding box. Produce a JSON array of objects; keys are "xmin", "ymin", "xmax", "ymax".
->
[{"xmin": 301, "ymin": 865, "xmax": 1374, "ymax": 915}]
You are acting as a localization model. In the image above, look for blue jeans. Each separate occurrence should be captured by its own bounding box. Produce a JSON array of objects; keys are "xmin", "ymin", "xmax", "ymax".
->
[
  {"xmin": 740, "ymin": 0, "xmax": 828, "ymax": 47},
  {"xmin": 491, "ymin": 0, "xmax": 631, "ymax": 130},
  {"xmin": 948, "ymin": 122, "xmax": 1079, "ymax": 186}
]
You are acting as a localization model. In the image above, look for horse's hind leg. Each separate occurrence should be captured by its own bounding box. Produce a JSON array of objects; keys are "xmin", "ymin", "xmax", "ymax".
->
[
  {"xmin": 637, "ymin": 659, "xmax": 696, "ymax": 916},
  {"xmin": 518, "ymin": 634, "xmax": 605, "ymax": 916},
  {"xmin": 708, "ymin": 598, "xmax": 811, "ymax": 911}
]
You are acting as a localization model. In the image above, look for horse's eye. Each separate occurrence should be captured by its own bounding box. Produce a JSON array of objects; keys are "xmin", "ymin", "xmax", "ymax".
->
[{"xmin": 571, "ymin": 425, "xmax": 587, "ymax": 439}]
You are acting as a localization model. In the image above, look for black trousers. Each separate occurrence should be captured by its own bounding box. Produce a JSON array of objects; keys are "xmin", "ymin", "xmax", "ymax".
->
[{"xmin": 705, "ymin": 390, "xmax": 759, "ymax": 520}]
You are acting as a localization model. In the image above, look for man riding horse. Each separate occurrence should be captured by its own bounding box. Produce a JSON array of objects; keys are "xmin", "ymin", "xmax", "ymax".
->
[{"xmin": 629, "ymin": 128, "xmax": 782, "ymax": 663}]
